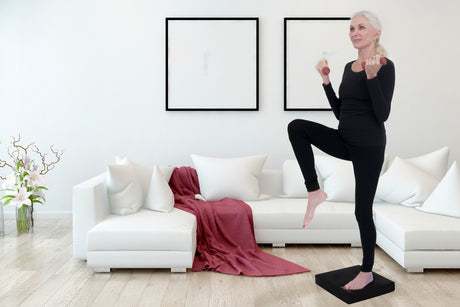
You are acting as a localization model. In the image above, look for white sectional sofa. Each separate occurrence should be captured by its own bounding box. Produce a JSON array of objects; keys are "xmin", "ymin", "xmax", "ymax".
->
[
  {"xmin": 373, "ymin": 204, "xmax": 460, "ymax": 272},
  {"xmin": 73, "ymin": 156, "xmax": 460, "ymax": 273}
]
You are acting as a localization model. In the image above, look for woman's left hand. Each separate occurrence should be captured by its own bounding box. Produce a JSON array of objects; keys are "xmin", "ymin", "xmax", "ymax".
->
[{"xmin": 364, "ymin": 54, "xmax": 383, "ymax": 79}]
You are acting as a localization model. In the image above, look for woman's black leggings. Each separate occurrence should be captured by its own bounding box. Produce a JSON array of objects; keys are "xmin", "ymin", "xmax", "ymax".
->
[{"xmin": 288, "ymin": 119, "xmax": 385, "ymax": 272}]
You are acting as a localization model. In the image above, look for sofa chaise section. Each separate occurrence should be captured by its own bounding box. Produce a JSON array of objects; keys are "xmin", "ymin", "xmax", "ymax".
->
[
  {"xmin": 87, "ymin": 208, "xmax": 196, "ymax": 272},
  {"xmin": 374, "ymin": 204, "xmax": 460, "ymax": 272},
  {"xmin": 73, "ymin": 172, "xmax": 197, "ymax": 272}
]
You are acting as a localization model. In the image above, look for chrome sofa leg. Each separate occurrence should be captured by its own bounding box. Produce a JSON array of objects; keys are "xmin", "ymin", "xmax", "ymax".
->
[
  {"xmin": 171, "ymin": 268, "xmax": 187, "ymax": 273},
  {"xmin": 406, "ymin": 267, "xmax": 424, "ymax": 273}
]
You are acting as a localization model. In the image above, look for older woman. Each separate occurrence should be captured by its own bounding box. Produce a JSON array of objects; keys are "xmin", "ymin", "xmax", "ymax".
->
[{"xmin": 288, "ymin": 11, "xmax": 395, "ymax": 290}]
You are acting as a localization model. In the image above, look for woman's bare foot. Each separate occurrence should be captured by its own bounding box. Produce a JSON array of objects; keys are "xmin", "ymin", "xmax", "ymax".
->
[
  {"xmin": 303, "ymin": 189, "xmax": 327, "ymax": 227},
  {"xmin": 342, "ymin": 271, "xmax": 374, "ymax": 290}
]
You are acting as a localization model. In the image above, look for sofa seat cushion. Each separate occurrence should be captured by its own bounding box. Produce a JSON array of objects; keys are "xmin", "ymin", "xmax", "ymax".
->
[
  {"xmin": 87, "ymin": 208, "xmax": 196, "ymax": 251},
  {"xmin": 245, "ymin": 198, "xmax": 358, "ymax": 229},
  {"xmin": 373, "ymin": 204, "xmax": 460, "ymax": 251}
]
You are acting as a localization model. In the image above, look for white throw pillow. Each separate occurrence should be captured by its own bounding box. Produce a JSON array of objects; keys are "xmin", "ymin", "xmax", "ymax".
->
[
  {"xmin": 106, "ymin": 164, "xmax": 143, "ymax": 215},
  {"xmin": 398, "ymin": 147, "xmax": 450, "ymax": 181},
  {"xmin": 416, "ymin": 162, "xmax": 460, "ymax": 218},
  {"xmin": 191, "ymin": 154, "xmax": 267, "ymax": 201},
  {"xmin": 145, "ymin": 165, "xmax": 175, "ymax": 212},
  {"xmin": 282, "ymin": 159, "xmax": 323, "ymax": 198},
  {"xmin": 115, "ymin": 156, "xmax": 174, "ymax": 200},
  {"xmin": 315, "ymin": 155, "xmax": 355, "ymax": 202},
  {"xmin": 376, "ymin": 157, "xmax": 439, "ymax": 206}
]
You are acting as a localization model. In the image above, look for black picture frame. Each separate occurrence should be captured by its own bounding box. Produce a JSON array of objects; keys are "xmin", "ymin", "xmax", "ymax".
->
[
  {"xmin": 166, "ymin": 17, "xmax": 259, "ymax": 111},
  {"xmin": 284, "ymin": 17, "xmax": 352, "ymax": 111}
]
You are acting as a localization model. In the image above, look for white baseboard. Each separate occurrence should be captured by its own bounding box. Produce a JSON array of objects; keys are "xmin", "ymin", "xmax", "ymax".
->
[{"xmin": 3, "ymin": 210, "xmax": 72, "ymax": 219}]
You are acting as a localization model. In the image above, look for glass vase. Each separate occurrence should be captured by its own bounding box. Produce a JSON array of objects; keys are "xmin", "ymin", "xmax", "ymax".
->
[{"xmin": 16, "ymin": 205, "xmax": 32, "ymax": 233}]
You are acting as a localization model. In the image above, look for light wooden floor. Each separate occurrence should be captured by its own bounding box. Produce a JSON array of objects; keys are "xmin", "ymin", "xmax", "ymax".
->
[{"xmin": 1, "ymin": 219, "xmax": 459, "ymax": 307}]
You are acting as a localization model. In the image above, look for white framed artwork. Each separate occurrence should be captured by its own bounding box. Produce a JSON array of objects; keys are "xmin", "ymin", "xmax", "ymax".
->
[{"xmin": 166, "ymin": 17, "xmax": 259, "ymax": 111}]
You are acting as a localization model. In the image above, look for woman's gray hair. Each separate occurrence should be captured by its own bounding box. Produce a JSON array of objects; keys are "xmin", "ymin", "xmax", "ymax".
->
[{"xmin": 352, "ymin": 11, "xmax": 387, "ymax": 56}]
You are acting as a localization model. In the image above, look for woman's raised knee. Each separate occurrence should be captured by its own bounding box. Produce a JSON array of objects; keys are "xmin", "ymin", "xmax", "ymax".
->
[{"xmin": 287, "ymin": 119, "xmax": 304, "ymax": 137}]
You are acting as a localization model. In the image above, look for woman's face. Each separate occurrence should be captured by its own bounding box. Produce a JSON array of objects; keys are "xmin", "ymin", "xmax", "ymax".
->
[{"xmin": 349, "ymin": 15, "xmax": 380, "ymax": 50}]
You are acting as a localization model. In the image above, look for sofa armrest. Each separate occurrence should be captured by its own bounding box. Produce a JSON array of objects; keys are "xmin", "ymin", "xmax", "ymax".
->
[{"xmin": 72, "ymin": 173, "xmax": 109, "ymax": 260}]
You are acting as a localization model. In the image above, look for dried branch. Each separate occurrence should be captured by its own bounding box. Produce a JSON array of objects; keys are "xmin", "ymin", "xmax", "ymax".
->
[
  {"xmin": 1, "ymin": 134, "xmax": 63, "ymax": 179},
  {"xmin": 34, "ymin": 144, "xmax": 64, "ymax": 175},
  {"xmin": 7, "ymin": 145, "xmax": 19, "ymax": 162},
  {"xmin": 10, "ymin": 134, "xmax": 34, "ymax": 156},
  {"xmin": 32, "ymin": 144, "xmax": 46, "ymax": 173},
  {"xmin": 1, "ymin": 138, "xmax": 15, "ymax": 179},
  {"xmin": 0, "ymin": 159, "xmax": 13, "ymax": 170},
  {"xmin": 3, "ymin": 134, "xmax": 35, "ymax": 165}
]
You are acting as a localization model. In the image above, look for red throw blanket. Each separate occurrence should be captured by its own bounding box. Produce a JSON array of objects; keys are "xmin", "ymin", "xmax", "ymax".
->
[{"xmin": 169, "ymin": 166, "xmax": 309, "ymax": 276}]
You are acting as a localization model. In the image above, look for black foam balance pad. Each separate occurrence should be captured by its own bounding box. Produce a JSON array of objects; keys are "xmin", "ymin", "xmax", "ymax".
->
[{"xmin": 315, "ymin": 265, "xmax": 395, "ymax": 304}]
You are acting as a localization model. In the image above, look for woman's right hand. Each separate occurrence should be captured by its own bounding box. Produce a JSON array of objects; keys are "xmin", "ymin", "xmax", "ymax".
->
[{"xmin": 316, "ymin": 60, "xmax": 330, "ymax": 85}]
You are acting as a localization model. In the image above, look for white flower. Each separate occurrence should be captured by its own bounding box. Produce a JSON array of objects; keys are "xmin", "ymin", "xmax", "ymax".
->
[
  {"xmin": 10, "ymin": 187, "xmax": 32, "ymax": 208},
  {"xmin": 32, "ymin": 189, "xmax": 46, "ymax": 199},
  {"xmin": 2, "ymin": 173, "xmax": 17, "ymax": 189},
  {"xmin": 23, "ymin": 155, "xmax": 32, "ymax": 168},
  {"xmin": 18, "ymin": 167, "xmax": 26, "ymax": 178},
  {"xmin": 24, "ymin": 171, "xmax": 45, "ymax": 188},
  {"xmin": 3, "ymin": 190, "xmax": 15, "ymax": 197}
]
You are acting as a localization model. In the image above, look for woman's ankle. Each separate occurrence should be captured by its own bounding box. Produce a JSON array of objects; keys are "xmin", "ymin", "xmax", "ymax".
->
[{"xmin": 308, "ymin": 189, "xmax": 324, "ymax": 196}]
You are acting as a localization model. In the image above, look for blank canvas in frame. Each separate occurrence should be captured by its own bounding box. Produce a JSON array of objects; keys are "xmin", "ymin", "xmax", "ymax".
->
[
  {"xmin": 166, "ymin": 18, "xmax": 259, "ymax": 111},
  {"xmin": 285, "ymin": 18, "xmax": 355, "ymax": 110}
]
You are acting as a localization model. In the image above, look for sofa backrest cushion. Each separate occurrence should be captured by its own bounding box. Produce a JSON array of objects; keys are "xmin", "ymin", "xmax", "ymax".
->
[
  {"xmin": 259, "ymin": 169, "xmax": 282, "ymax": 197},
  {"xmin": 315, "ymin": 155, "xmax": 355, "ymax": 202},
  {"xmin": 191, "ymin": 154, "xmax": 268, "ymax": 201},
  {"xmin": 376, "ymin": 157, "xmax": 439, "ymax": 206},
  {"xmin": 391, "ymin": 146, "xmax": 450, "ymax": 181},
  {"xmin": 281, "ymin": 159, "xmax": 324, "ymax": 198}
]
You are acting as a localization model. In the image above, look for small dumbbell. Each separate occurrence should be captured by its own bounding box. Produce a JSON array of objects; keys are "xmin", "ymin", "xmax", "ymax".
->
[{"xmin": 361, "ymin": 57, "xmax": 387, "ymax": 69}]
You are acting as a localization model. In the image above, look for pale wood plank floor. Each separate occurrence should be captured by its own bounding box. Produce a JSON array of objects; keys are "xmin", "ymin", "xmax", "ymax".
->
[{"xmin": 1, "ymin": 219, "xmax": 459, "ymax": 306}]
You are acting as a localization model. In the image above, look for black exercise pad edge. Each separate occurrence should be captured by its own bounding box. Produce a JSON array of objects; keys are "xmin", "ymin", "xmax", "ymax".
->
[{"xmin": 315, "ymin": 265, "xmax": 395, "ymax": 304}]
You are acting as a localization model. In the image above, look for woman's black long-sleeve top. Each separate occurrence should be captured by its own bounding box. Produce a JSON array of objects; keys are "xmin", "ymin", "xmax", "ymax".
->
[{"xmin": 323, "ymin": 59, "xmax": 395, "ymax": 146}]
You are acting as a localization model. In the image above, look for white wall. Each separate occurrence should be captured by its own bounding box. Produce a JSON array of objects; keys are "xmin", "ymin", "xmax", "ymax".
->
[{"xmin": 1, "ymin": 0, "xmax": 459, "ymax": 217}]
